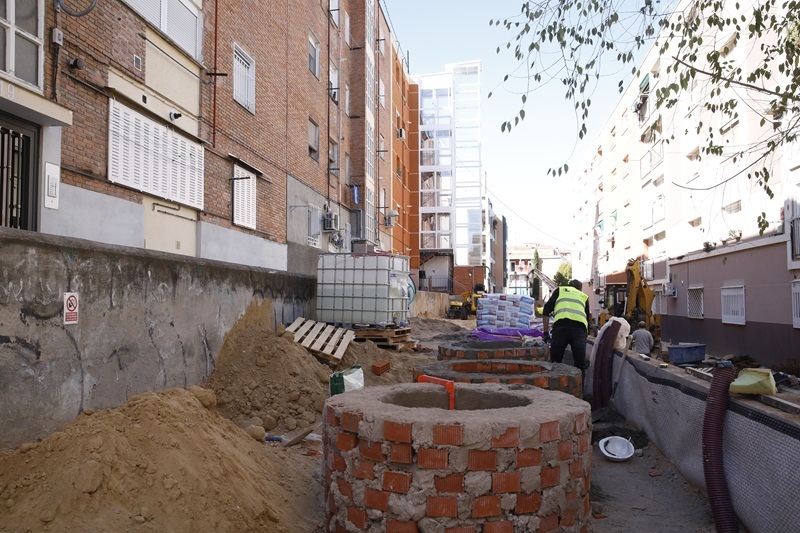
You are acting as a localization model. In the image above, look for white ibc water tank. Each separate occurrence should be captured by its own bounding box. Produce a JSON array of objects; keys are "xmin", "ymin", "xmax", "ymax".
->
[{"xmin": 316, "ymin": 253, "xmax": 410, "ymax": 326}]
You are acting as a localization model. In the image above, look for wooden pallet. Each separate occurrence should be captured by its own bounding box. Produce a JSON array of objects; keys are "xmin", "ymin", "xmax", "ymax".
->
[
  {"xmin": 286, "ymin": 317, "xmax": 355, "ymax": 363},
  {"xmin": 353, "ymin": 327, "xmax": 411, "ymax": 344}
]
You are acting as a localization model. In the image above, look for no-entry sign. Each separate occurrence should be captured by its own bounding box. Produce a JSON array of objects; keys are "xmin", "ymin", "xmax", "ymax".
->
[{"xmin": 64, "ymin": 292, "xmax": 79, "ymax": 325}]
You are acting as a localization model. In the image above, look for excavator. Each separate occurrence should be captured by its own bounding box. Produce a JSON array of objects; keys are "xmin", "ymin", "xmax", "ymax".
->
[{"xmin": 599, "ymin": 259, "xmax": 660, "ymax": 341}]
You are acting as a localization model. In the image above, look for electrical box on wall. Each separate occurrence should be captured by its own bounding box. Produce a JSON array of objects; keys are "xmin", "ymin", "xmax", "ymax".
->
[
  {"xmin": 44, "ymin": 163, "xmax": 60, "ymax": 210},
  {"xmin": 665, "ymin": 283, "xmax": 677, "ymax": 298}
]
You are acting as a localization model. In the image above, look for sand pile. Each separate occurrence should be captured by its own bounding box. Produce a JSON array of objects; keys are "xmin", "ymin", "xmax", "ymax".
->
[
  {"xmin": 0, "ymin": 388, "xmax": 322, "ymax": 533},
  {"xmin": 204, "ymin": 303, "xmax": 439, "ymax": 436}
]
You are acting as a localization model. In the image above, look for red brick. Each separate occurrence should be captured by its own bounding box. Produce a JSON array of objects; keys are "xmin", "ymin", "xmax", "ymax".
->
[
  {"xmin": 434, "ymin": 473, "xmax": 464, "ymax": 494},
  {"xmin": 533, "ymin": 376, "xmax": 548, "ymax": 388},
  {"xmin": 539, "ymin": 512, "xmax": 559, "ymax": 533},
  {"xmin": 328, "ymin": 492, "xmax": 338, "ymax": 515},
  {"xmin": 472, "ymin": 495, "xmax": 502, "ymax": 518},
  {"xmin": 444, "ymin": 527, "xmax": 475, "ymax": 533},
  {"xmin": 337, "ymin": 432, "xmax": 358, "ymax": 451},
  {"xmin": 383, "ymin": 470, "xmax": 413, "ymax": 494},
  {"xmin": 387, "ymin": 520, "xmax": 419, "ymax": 533},
  {"xmin": 484, "ymin": 521, "xmax": 514, "ymax": 533},
  {"xmin": 558, "ymin": 440, "xmax": 574, "ymax": 461},
  {"xmin": 418, "ymin": 448, "xmax": 448, "ymax": 469},
  {"xmin": 341, "ymin": 410, "xmax": 363, "ymax": 433},
  {"xmin": 347, "ymin": 506, "xmax": 368, "ymax": 529},
  {"xmin": 360, "ymin": 440, "xmax": 385, "ymax": 461},
  {"xmin": 427, "ymin": 496, "xmax": 458, "ymax": 517},
  {"xmin": 515, "ymin": 491, "xmax": 541, "ymax": 514},
  {"xmin": 332, "ymin": 452, "xmax": 347, "ymax": 472},
  {"xmin": 492, "ymin": 471, "xmax": 521, "ymax": 493},
  {"xmin": 570, "ymin": 460, "xmax": 584, "ymax": 480},
  {"xmin": 384, "ymin": 421, "xmax": 413, "ymax": 443},
  {"xmin": 517, "ymin": 448, "xmax": 541, "ymax": 467},
  {"xmin": 353, "ymin": 459, "xmax": 375, "ymax": 480},
  {"xmin": 390, "ymin": 442, "xmax": 413, "ymax": 464},
  {"xmin": 561, "ymin": 507, "xmax": 578, "ymax": 527},
  {"xmin": 541, "ymin": 466, "xmax": 560, "ymax": 488},
  {"xmin": 364, "ymin": 488, "xmax": 389, "ymax": 511},
  {"xmin": 540, "ymin": 421, "xmax": 561, "ymax": 442},
  {"xmin": 579, "ymin": 432, "xmax": 591, "ymax": 454},
  {"xmin": 583, "ymin": 494, "xmax": 591, "ymax": 516},
  {"xmin": 336, "ymin": 477, "xmax": 352, "ymax": 499},
  {"xmin": 574, "ymin": 412, "xmax": 587, "ymax": 433},
  {"xmin": 326, "ymin": 407, "xmax": 338, "ymax": 426},
  {"xmin": 565, "ymin": 488, "xmax": 577, "ymax": 502},
  {"xmin": 433, "ymin": 424, "xmax": 463, "ymax": 446},
  {"xmin": 508, "ymin": 377, "xmax": 526, "ymax": 384},
  {"xmin": 491, "ymin": 427, "xmax": 519, "ymax": 448},
  {"xmin": 468, "ymin": 449, "xmax": 497, "ymax": 471}
]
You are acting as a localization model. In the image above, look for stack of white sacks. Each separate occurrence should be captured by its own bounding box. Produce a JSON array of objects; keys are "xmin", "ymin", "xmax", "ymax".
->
[{"xmin": 476, "ymin": 294, "xmax": 535, "ymax": 329}]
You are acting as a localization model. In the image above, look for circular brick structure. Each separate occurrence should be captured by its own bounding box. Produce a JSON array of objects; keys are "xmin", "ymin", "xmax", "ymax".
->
[
  {"xmin": 413, "ymin": 360, "xmax": 583, "ymax": 398},
  {"xmin": 438, "ymin": 340, "xmax": 548, "ymax": 362},
  {"xmin": 323, "ymin": 383, "xmax": 592, "ymax": 532}
]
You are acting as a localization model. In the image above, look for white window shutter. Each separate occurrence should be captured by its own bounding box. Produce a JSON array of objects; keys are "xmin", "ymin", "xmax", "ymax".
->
[
  {"xmin": 792, "ymin": 281, "xmax": 800, "ymax": 328},
  {"xmin": 721, "ymin": 286, "xmax": 745, "ymax": 325},
  {"xmin": 233, "ymin": 166, "xmax": 256, "ymax": 229},
  {"xmin": 123, "ymin": 0, "xmax": 161, "ymax": 26},
  {"xmin": 167, "ymin": 0, "xmax": 200, "ymax": 57}
]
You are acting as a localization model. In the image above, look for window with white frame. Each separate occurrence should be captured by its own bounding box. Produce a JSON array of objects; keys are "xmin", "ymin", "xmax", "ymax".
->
[
  {"xmin": 379, "ymin": 28, "xmax": 385, "ymax": 55},
  {"xmin": 308, "ymin": 204, "xmax": 321, "ymax": 247},
  {"xmin": 308, "ymin": 31, "xmax": 320, "ymax": 77},
  {"xmin": 329, "ymin": 63, "xmax": 339, "ymax": 103},
  {"xmin": 365, "ymin": 187, "xmax": 375, "ymax": 242},
  {"xmin": 329, "ymin": 0, "xmax": 339, "ymax": 26},
  {"xmin": 122, "ymin": 0, "xmax": 202, "ymax": 59},
  {"xmin": 687, "ymin": 287, "xmax": 704, "ymax": 319},
  {"xmin": 721, "ymin": 285, "xmax": 745, "ymax": 325},
  {"xmin": 329, "ymin": 138, "xmax": 339, "ymax": 176},
  {"xmin": 232, "ymin": 165, "xmax": 256, "ymax": 229},
  {"xmin": 344, "ymin": 153, "xmax": 350, "ymax": 184},
  {"xmin": 379, "ymin": 79, "xmax": 386, "ymax": 108},
  {"xmin": 308, "ymin": 118, "xmax": 319, "ymax": 160},
  {"xmin": 0, "ymin": 0, "xmax": 43, "ymax": 87},
  {"xmin": 233, "ymin": 45, "xmax": 255, "ymax": 113},
  {"xmin": 108, "ymin": 99, "xmax": 204, "ymax": 209},
  {"xmin": 652, "ymin": 289, "xmax": 668, "ymax": 315},
  {"xmin": 792, "ymin": 281, "xmax": 800, "ymax": 328},
  {"xmin": 343, "ymin": 10, "xmax": 350, "ymax": 45},
  {"xmin": 379, "ymin": 134, "xmax": 385, "ymax": 159},
  {"xmin": 344, "ymin": 84, "xmax": 350, "ymax": 115}
]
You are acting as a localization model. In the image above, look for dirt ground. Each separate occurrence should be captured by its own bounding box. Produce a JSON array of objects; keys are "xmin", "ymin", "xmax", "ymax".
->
[{"xmin": 0, "ymin": 309, "xmax": 716, "ymax": 532}]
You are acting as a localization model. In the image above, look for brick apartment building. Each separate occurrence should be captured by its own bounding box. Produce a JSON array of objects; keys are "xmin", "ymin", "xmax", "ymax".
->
[{"xmin": 4, "ymin": 0, "xmax": 419, "ymax": 278}]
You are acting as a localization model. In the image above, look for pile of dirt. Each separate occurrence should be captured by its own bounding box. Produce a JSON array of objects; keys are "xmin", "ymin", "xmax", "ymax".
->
[
  {"xmin": 0, "ymin": 388, "xmax": 322, "ymax": 533},
  {"xmin": 204, "ymin": 302, "xmax": 441, "ymax": 437}
]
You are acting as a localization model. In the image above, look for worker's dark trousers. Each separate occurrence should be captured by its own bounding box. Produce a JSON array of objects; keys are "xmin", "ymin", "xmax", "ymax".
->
[{"xmin": 550, "ymin": 324, "xmax": 588, "ymax": 370}]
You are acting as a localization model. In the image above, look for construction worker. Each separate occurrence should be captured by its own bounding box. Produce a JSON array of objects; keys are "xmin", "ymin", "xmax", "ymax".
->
[{"xmin": 541, "ymin": 279, "xmax": 590, "ymax": 371}]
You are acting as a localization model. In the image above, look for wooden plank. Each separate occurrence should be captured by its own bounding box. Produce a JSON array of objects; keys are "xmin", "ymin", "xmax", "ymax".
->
[
  {"xmin": 293, "ymin": 319, "xmax": 316, "ymax": 342},
  {"xmin": 311, "ymin": 325, "xmax": 335, "ymax": 352},
  {"xmin": 285, "ymin": 317, "xmax": 305, "ymax": 333},
  {"xmin": 302, "ymin": 322, "xmax": 327, "ymax": 348},
  {"xmin": 321, "ymin": 328, "xmax": 346, "ymax": 357},
  {"xmin": 757, "ymin": 394, "xmax": 800, "ymax": 414},
  {"xmin": 331, "ymin": 330, "xmax": 355, "ymax": 361}
]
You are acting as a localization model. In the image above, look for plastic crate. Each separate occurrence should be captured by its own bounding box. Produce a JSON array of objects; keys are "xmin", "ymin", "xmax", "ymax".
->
[{"xmin": 667, "ymin": 343, "xmax": 706, "ymax": 364}]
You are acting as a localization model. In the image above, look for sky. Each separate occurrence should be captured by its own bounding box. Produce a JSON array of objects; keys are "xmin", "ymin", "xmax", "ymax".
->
[{"xmin": 381, "ymin": 0, "xmax": 642, "ymax": 248}]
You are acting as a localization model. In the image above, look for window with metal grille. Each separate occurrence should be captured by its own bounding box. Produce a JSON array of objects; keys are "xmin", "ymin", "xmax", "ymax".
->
[
  {"xmin": 123, "ymin": 0, "xmax": 201, "ymax": 59},
  {"xmin": 307, "ymin": 204, "xmax": 321, "ymax": 247},
  {"xmin": 792, "ymin": 281, "xmax": 800, "ymax": 328},
  {"xmin": 233, "ymin": 45, "xmax": 255, "ymax": 113},
  {"xmin": 687, "ymin": 287, "xmax": 704, "ymax": 319},
  {"xmin": 721, "ymin": 285, "xmax": 745, "ymax": 325},
  {"xmin": 652, "ymin": 289, "xmax": 667, "ymax": 315},
  {"xmin": 108, "ymin": 99, "xmax": 204, "ymax": 209},
  {"xmin": 0, "ymin": 0, "xmax": 43, "ymax": 87},
  {"xmin": 232, "ymin": 165, "xmax": 255, "ymax": 230}
]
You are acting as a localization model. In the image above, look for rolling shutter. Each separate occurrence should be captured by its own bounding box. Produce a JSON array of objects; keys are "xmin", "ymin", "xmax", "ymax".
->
[{"xmin": 233, "ymin": 165, "xmax": 256, "ymax": 230}]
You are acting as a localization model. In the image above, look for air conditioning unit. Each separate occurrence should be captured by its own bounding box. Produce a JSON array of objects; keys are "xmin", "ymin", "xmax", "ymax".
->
[
  {"xmin": 396, "ymin": 128, "xmax": 406, "ymax": 141},
  {"xmin": 665, "ymin": 283, "xmax": 678, "ymax": 298},
  {"xmin": 322, "ymin": 212, "xmax": 339, "ymax": 232}
]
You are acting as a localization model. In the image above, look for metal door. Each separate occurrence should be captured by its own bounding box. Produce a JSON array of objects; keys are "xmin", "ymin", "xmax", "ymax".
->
[{"xmin": 0, "ymin": 115, "xmax": 38, "ymax": 230}]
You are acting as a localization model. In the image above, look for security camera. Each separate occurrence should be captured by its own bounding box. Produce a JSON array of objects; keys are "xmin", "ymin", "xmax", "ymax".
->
[{"xmin": 169, "ymin": 111, "xmax": 182, "ymax": 121}]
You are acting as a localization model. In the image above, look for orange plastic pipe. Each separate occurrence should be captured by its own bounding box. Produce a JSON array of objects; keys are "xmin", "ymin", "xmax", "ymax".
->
[{"xmin": 417, "ymin": 375, "xmax": 455, "ymax": 410}]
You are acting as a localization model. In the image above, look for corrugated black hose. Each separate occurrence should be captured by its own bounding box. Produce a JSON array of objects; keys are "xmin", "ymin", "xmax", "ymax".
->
[{"xmin": 702, "ymin": 362, "xmax": 739, "ymax": 532}]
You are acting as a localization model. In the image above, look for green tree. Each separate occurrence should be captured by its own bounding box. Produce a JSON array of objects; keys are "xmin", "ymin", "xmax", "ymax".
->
[
  {"xmin": 553, "ymin": 262, "xmax": 573, "ymax": 286},
  {"xmin": 490, "ymin": 0, "xmax": 800, "ymax": 232}
]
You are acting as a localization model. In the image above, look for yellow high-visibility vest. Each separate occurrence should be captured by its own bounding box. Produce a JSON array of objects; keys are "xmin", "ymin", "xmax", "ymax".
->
[{"xmin": 553, "ymin": 286, "xmax": 588, "ymax": 328}]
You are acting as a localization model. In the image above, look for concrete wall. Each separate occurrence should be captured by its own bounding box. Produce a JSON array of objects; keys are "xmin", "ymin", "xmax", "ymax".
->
[
  {"xmin": 409, "ymin": 290, "xmax": 449, "ymax": 318},
  {"xmin": 0, "ymin": 228, "xmax": 314, "ymax": 450}
]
